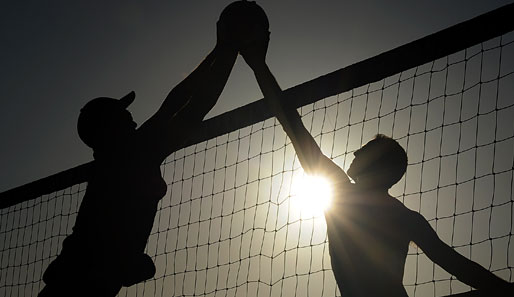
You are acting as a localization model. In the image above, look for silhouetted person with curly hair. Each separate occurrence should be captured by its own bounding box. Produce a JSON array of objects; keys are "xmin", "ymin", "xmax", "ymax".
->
[
  {"xmin": 240, "ymin": 24, "xmax": 511, "ymax": 297},
  {"xmin": 38, "ymin": 17, "xmax": 238, "ymax": 297}
]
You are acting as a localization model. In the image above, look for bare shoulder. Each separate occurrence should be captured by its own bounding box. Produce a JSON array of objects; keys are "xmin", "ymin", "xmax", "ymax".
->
[
  {"xmin": 386, "ymin": 197, "xmax": 424, "ymax": 222},
  {"xmin": 325, "ymin": 182, "xmax": 357, "ymax": 216},
  {"xmin": 399, "ymin": 206, "xmax": 431, "ymax": 235},
  {"xmin": 317, "ymin": 155, "xmax": 350, "ymax": 185}
]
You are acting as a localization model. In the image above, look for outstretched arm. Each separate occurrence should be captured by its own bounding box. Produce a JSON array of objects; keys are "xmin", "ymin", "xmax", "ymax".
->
[
  {"xmin": 411, "ymin": 212, "xmax": 509, "ymax": 291},
  {"xmin": 158, "ymin": 45, "xmax": 235, "ymax": 121},
  {"xmin": 139, "ymin": 23, "xmax": 238, "ymax": 162},
  {"xmin": 241, "ymin": 36, "xmax": 349, "ymax": 183},
  {"xmin": 162, "ymin": 43, "xmax": 238, "ymax": 124}
]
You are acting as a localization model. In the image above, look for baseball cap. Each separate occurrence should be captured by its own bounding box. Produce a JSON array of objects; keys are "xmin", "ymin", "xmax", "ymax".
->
[{"xmin": 77, "ymin": 91, "xmax": 135, "ymax": 148}]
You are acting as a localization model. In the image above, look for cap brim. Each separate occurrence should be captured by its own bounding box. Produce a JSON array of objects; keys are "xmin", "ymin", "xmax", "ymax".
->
[{"xmin": 119, "ymin": 91, "xmax": 135, "ymax": 108}]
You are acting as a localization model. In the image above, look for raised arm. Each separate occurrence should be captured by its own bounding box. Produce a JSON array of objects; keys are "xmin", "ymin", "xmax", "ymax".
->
[
  {"xmin": 163, "ymin": 44, "xmax": 238, "ymax": 124},
  {"xmin": 241, "ymin": 36, "xmax": 349, "ymax": 182},
  {"xmin": 138, "ymin": 22, "xmax": 238, "ymax": 162},
  {"xmin": 158, "ymin": 45, "xmax": 236, "ymax": 121},
  {"xmin": 411, "ymin": 212, "xmax": 509, "ymax": 291}
]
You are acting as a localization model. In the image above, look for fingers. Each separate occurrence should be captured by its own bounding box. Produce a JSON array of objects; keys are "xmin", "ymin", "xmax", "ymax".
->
[
  {"xmin": 216, "ymin": 20, "xmax": 238, "ymax": 50},
  {"xmin": 217, "ymin": 1, "xmax": 270, "ymax": 52}
]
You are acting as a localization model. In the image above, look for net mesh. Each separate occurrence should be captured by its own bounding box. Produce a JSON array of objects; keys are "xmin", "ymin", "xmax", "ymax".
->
[{"xmin": 1, "ymin": 30, "xmax": 514, "ymax": 297}]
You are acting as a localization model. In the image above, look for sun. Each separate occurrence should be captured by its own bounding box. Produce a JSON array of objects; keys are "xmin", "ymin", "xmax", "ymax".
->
[{"xmin": 290, "ymin": 171, "xmax": 333, "ymax": 218}]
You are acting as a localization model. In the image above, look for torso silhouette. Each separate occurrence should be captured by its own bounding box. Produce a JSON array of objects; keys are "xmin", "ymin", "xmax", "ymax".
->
[
  {"xmin": 45, "ymin": 135, "xmax": 167, "ymax": 283},
  {"xmin": 72, "ymin": 148, "xmax": 166, "ymax": 255},
  {"xmin": 325, "ymin": 184, "xmax": 417, "ymax": 297},
  {"xmin": 38, "ymin": 24, "xmax": 239, "ymax": 295}
]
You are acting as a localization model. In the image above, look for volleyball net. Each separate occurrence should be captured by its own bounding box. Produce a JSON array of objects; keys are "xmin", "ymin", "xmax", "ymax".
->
[{"xmin": 1, "ymin": 4, "xmax": 514, "ymax": 297}]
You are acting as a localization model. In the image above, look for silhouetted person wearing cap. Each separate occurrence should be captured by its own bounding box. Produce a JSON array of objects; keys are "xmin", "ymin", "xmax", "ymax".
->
[
  {"xmin": 240, "ymin": 23, "xmax": 512, "ymax": 297},
  {"xmin": 38, "ymin": 18, "xmax": 238, "ymax": 297}
]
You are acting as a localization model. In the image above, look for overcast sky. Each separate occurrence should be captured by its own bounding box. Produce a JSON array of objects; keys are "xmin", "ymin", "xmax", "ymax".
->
[{"xmin": 1, "ymin": 0, "xmax": 512, "ymax": 192}]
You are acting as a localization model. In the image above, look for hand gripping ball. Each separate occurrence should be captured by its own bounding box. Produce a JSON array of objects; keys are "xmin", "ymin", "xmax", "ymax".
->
[{"xmin": 218, "ymin": 0, "xmax": 269, "ymax": 49}]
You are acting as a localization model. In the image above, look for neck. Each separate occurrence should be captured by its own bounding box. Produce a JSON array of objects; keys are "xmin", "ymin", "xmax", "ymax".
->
[{"xmin": 355, "ymin": 182, "xmax": 389, "ymax": 194}]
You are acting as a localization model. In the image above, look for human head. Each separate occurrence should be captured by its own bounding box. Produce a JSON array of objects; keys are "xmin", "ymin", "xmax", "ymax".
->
[
  {"xmin": 77, "ymin": 91, "xmax": 136, "ymax": 150},
  {"xmin": 347, "ymin": 134, "xmax": 407, "ymax": 189}
]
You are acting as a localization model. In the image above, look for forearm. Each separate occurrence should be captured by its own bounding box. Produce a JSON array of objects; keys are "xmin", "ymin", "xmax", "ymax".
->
[
  {"xmin": 158, "ymin": 48, "xmax": 215, "ymax": 115},
  {"xmin": 185, "ymin": 44, "xmax": 238, "ymax": 118},
  {"xmin": 139, "ymin": 45, "xmax": 237, "ymax": 162},
  {"xmin": 160, "ymin": 45, "xmax": 237, "ymax": 117},
  {"xmin": 443, "ymin": 250, "xmax": 508, "ymax": 289},
  {"xmin": 418, "ymin": 219, "xmax": 508, "ymax": 290},
  {"xmin": 250, "ymin": 63, "xmax": 324, "ymax": 173}
]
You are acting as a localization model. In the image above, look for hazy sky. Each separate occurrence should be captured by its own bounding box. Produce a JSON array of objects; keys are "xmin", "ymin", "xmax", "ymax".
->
[{"xmin": 1, "ymin": 0, "xmax": 512, "ymax": 192}]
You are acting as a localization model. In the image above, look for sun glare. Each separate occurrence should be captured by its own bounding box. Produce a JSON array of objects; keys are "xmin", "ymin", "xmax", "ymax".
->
[{"xmin": 291, "ymin": 172, "xmax": 332, "ymax": 218}]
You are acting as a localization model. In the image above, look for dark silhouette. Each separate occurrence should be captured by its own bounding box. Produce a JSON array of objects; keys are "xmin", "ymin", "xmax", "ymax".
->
[
  {"xmin": 240, "ymin": 22, "xmax": 512, "ymax": 297},
  {"xmin": 38, "ymin": 18, "xmax": 239, "ymax": 297}
]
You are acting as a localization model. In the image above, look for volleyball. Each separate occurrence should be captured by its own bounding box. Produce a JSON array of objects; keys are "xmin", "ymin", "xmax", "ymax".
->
[{"xmin": 218, "ymin": 0, "xmax": 269, "ymax": 48}]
